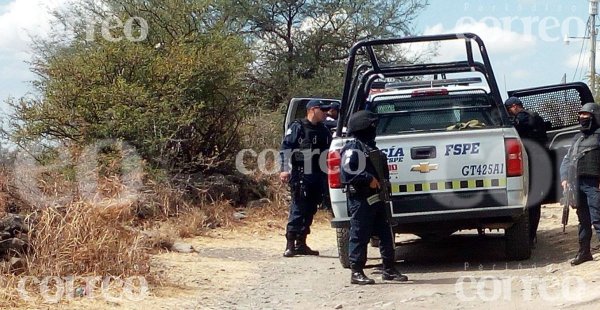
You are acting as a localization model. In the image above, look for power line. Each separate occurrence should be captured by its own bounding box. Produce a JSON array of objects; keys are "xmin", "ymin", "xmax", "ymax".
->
[{"xmin": 573, "ymin": 16, "xmax": 591, "ymax": 82}]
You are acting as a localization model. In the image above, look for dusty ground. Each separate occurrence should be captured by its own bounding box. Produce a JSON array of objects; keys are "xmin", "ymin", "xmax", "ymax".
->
[{"xmin": 11, "ymin": 203, "xmax": 600, "ymax": 309}]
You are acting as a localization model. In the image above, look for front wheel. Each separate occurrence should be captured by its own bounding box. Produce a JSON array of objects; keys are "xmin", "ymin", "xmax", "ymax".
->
[{"xmin": 336, "ymin": 227, "xmax": 350, "ymax": 268}]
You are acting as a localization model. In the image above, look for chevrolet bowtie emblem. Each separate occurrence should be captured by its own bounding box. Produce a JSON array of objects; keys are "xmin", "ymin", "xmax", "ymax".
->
[{"xmin": 410, "ymin": 162, "xmax": 439, "ymax": 173}]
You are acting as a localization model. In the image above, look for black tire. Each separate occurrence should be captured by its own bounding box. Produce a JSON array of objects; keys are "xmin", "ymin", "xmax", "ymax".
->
[
  {"xmin": 505, "ymin": 212, "xmax": 531, "ymax": 260},
  {"xmin": 336, "ymin": 227, "xmax": 350, "ymax": 268}
]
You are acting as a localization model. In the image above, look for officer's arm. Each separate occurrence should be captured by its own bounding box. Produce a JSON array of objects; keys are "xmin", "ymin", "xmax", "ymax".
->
[
  {"xmin": 514, "ymin": 113, "xmax": 530, "ymax": 137},
  {"xmin": 280, "ymin": 123, "xmax": 301, "ymax": 173},
  {"xmin": 559, "ymin": 147, "xmax": 572, "ymax": 182},
  {"xmin": 341, "ymin": 148, "xmax": 376, "ymax": 187}
]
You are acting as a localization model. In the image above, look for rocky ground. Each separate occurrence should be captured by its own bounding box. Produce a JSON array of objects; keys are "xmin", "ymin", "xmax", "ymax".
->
[{"xmin": 11, "ymin": 203, "xmax": 600, "ymax": 309}]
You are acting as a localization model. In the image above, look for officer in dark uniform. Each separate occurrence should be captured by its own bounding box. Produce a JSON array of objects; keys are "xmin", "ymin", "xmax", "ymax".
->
[
  {"xmin": 340, "ymin": 110, "xmax": 408, "ymax": 285},
  {"xmin": 560, "ymin": 102, "xmax": 600, "ymax": 265},
  {"xmin": 279, "ymin": 99, "xmax": 332, "ymax": 257},
  {"xmin": 505, "ymin": 97, "xmax": 548, "ymax": 246},
  {"xmin": 324, "ymin": 102, "xmax": 340, "ymax": 132}
]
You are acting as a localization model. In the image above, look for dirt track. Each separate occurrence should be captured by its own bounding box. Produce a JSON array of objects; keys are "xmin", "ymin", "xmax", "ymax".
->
[{"xmin": 54, "ymin": 203, "xmax": 600, "ymax": 309}]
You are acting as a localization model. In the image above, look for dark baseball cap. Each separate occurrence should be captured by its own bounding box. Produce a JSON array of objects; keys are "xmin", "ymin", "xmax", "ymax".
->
[
  {"xmin": 504, "ymin": 97, "xmax": 523, "ymax": 107},
  {"xmin": 306, "ymin": 99, "xmax": 332, "ymax": 110},
  {"xmin": 330, "ymin": 102, "xmax": 340, "ymax": 111}
]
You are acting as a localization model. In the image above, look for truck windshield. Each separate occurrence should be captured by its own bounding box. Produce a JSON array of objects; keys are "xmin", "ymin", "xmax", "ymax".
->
[{"xmin": 371, "ymin": 91, "xmax": 503, "ymax": 134}]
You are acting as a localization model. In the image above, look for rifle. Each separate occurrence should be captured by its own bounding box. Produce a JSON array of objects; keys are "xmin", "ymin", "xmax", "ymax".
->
[
  {"xmin": 560, "ymin": 184, "xmax": 575, "ymax": 232},
  {"xmin": 560, "ymin": 135, "xmax": 583, "ymax": 232},
  {"xmin": 367, "ymin": 149, "xmax": 391, "ymax": 203}
]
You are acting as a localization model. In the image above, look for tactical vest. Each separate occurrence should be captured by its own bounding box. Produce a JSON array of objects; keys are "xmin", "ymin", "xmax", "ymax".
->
[
  {"xmin": 341, "ymin": 139, "xmax": 379, "ymax": 197},
  {"xmin": 575, "ymin": 132, "xmax": 600, "ymax": 177},
  {"xmin": 292, "ymin": 119, "xmax": 331, "ymax": 176}
]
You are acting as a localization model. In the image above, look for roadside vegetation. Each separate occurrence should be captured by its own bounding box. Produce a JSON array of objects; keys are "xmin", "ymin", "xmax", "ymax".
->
[{"xmin": 0, "ymin": 0, "xmax": 429, "ymax": 307}]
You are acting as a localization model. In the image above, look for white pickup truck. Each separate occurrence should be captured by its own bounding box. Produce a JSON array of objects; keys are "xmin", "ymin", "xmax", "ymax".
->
[{"xmin": 284, "ymin": 33, "xmax": 593, "ymax": 268}]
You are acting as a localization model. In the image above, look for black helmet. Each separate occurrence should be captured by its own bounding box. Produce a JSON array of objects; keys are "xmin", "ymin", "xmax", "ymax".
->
[
  {"xmin": 579, "ymin": 102, "xmax": 600, "ymax": 131},
  {"xmin": 579, "ymin": 102, "xmax": 600, "ymax": 124},
  {"xmin": 347, "ymin": 110, "xmax": 378, "ymax": 134},
  {"xmin": 579, "ymin": 102, "xmax": 600, "ymax": 114}
]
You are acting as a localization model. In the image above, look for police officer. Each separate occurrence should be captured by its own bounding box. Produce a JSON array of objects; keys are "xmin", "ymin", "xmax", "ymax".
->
[
  {"xmin": 280, "ymin": 99, "xmax": 332, "ymax": 257},
  {"xmin": 319, "ymin": 102, "xmax": 340, "ymax": 211},
  {"xmin": 340, "ymin": 110, "xmax": 408, "ymax": 285},
  {"xmin": 505, "ymin": 97, "xmax": 548, "ymax": 246},
  {"xmin": 560, "ymin": 102, "xmax": 600, "ymax": 266},
  {"xmin": 324, "ymin": 102, "xmax": 340, "ymax": 132}
]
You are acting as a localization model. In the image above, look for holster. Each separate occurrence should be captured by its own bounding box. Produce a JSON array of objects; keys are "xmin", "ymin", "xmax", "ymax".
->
[
  {"xmin": 290, "ymin": 180, "xmax": 306, "ymax": 200},
  {"xmin": 345, "ymin": 185, "xmax": 375, "ymax": 199}
]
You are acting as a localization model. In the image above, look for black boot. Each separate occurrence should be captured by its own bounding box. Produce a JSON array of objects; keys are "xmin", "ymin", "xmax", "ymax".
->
[
  {"xmin": 351, "ymin": 269, "xmax": 375, "ymax": 285},
  {"xmin": 283, "ymin": 232, "xmax": 297, "ymax": 257},
  {"xmin": 571, "ymin": 251, "xmax": 593, "ymax": 266},
  {"xmin": 382, "ymin": 267, "xmax": 408, "ymax": 282},
  {"xmin": 295, "ymin": 235, "xmax": 319, "ymax": 256}
]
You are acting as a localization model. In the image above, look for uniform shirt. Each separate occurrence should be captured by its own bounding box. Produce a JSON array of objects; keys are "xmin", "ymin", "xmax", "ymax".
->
[
  {"xmin": 279, "ymin": 119, "xmax": 332, "ymax": 180},
  {"xmin": 324, "ymin": 116, "xmax": 338, "ymax": 130},
  {"xmin": 514, "ymin": 110, "xmax": 547, "ymax": 144}
]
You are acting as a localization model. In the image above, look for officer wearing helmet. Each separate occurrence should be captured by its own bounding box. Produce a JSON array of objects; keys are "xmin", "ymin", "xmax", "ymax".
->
[
  {"xmin": 504, "ymin": 97, "xmax": 548, "ymax": 247},
  {"xmin": 560, "ymin": 102, "xmax": 600, "ymax": 265},
  {"xmin": 340, "ymin": 110, "xmax": 408, "ymax": 285},
  {"xmin": 280, "ymin": 99, "xmax": 332, "ymax": 257}
]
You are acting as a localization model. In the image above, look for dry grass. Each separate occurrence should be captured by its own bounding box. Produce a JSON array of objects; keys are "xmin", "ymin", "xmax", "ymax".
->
[
  {"xmin": 0, "ymin": 200, "xmax": 152, "ymax": 308},
  {"xmin": 0, "ymin": 143, "xmax": 309, "ymax": 307},
  {"xmin": 222, "ymin": 170, "xmax": 332, "ymax": 235},
  {"xmin": 0, "ymin": 275, "xmax": 21, "ymax": 308},
  {"xmin": 24, "ymin": 203, "xmax": 149, "ymax": 277}
]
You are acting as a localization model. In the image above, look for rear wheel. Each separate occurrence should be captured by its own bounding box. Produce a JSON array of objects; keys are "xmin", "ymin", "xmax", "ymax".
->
[
  {"xmin": 505, "ymin": 212, "xmax": 531, "ymax": 260},
  {"xmin": 336, "ymin": 227, "xmax": 350, "ymax": 268}
]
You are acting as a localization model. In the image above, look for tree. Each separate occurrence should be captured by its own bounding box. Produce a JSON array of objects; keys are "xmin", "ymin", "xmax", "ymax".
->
[
  {"xmin": 6, "ymin": 0, "xmax": 253, "ymax": 173},
  {"xmin": 235, "ymin": 0, "xmax": 429, "ymax": 107}
]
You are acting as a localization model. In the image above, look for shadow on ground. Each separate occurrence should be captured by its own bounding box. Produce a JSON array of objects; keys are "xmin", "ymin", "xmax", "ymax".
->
[{"xmin": 373, "ymin": 223, "xmax": 582, "ymax": 274}]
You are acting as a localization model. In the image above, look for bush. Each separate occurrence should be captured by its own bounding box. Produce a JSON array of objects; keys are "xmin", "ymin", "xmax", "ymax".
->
[{"xmin": 7, "ymin": 8, "xmax": 252, "ymax": 174}]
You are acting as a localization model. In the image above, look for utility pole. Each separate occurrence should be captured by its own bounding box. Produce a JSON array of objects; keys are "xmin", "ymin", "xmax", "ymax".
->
[{"xmin": 591, "ymin": 0, "xmax": 598, "ymax": 97}]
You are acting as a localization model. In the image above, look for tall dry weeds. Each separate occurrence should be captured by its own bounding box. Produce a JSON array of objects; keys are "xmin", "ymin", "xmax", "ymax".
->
[
  {"xmin": 24, "ymin": 202, "xmax": 149, "ymax": 277},
  {"xmin": 0, "ymin": 131, "xmax": 297, "ymax": 307}
]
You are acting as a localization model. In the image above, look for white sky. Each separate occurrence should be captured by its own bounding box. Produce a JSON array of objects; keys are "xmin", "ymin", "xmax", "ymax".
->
[
  {"xmin": 417, "ymin": 0, "xmax": 596, "ymax": 97},
  {"xmin": 0, "ymin": 0, "xmax": 71, "ymax": 112}
]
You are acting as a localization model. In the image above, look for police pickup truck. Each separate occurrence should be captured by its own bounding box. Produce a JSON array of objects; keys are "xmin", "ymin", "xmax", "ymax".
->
[{"xmin": 284, "ymin": 33, "xmax": 593, "ymax": 268}]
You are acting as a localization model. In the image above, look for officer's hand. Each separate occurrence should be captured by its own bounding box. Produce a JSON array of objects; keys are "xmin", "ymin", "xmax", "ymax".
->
[
  {"xmin": 280, "ymin": 172, "xmax": 290, "ymax": 183},
  {"xmin": 561, "ymin": 180, "xmax": 567, "ymax": 191},
  {"xmin": 369, "ymin": 177, "xmax": 380, "ymax": 189}
]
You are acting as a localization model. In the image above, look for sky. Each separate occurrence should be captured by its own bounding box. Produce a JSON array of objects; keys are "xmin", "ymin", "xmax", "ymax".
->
[
  {"xmin": 417, "ymin": 0, "xmax": 596, "ymax": 98},
  {"xmin": 0, "ymin": 0, "xmax": 597, "ymax": 112}
]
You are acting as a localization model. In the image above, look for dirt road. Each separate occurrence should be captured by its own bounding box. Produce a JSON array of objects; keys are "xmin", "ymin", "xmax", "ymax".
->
[{"xmin": 64, "ymin": 203, "xmax": 600, "ymax": 309}]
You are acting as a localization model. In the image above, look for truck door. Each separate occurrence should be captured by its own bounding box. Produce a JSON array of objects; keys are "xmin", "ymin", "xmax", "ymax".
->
[
  {"xmin": 507, "ymin": 82, "xmax": 594, "ymax": 203},
  {"xmin": 284, "ymin": 98, "xmax": 341, "ymax": 134}
]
